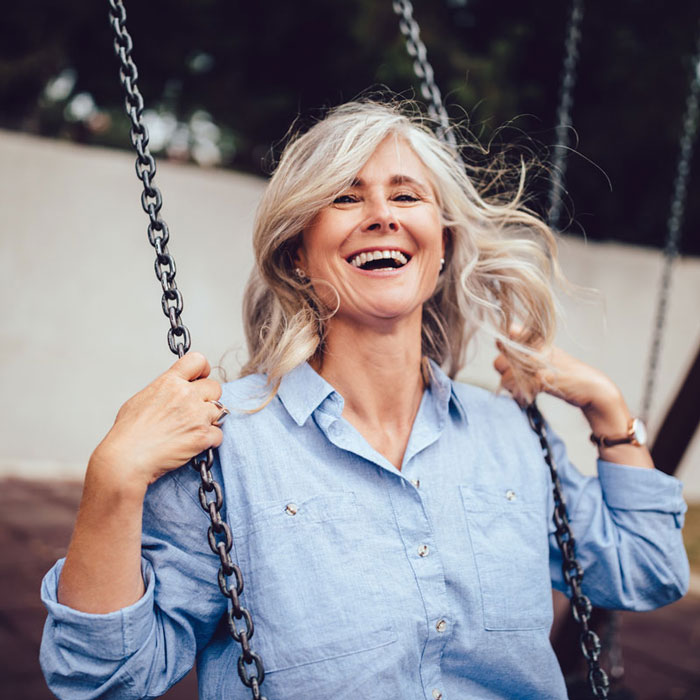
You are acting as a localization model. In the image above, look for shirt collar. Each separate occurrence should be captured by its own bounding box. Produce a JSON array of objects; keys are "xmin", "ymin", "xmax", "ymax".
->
[
  {"xmin": 277, "ymin": 359, "xmax": 467, "ymax": 427},
  {"xmin": 426, "ymin": 358, "xmax": 468, "ymax": 423},
  {"xmin": 277, "ymin": 362, "xmax": 342, "ymax": 426}
]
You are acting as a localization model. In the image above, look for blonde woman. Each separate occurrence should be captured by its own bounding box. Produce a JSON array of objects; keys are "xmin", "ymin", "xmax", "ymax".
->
[{"xmin": 40, "ymin": 102, "xmax": 688, "ymax": 699}]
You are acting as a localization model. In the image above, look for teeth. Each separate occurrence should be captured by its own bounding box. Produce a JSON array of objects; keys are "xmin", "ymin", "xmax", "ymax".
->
[{"xmin": 348, "ymin": 249, "xmax": 409, "ymax": 268}]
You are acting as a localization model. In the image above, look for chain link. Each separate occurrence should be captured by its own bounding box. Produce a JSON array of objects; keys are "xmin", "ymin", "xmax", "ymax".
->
[
  {"xmin": 527, "ymin": 403, "xmax": 609, "ymax": 699},
  {"xmin": 640, "ymin": 21, "xmax": 700, "ymax": 422},
  {"xmin": 107, "ymin": 2, "xmax": 266, "ymax": 697},
  {"xmin": 547, "ymin": 0, "xmax": 585, "ymax": 229},
  {"xmin": 392, "ymin": 0, "xmax": 458, "ymax": 150}
]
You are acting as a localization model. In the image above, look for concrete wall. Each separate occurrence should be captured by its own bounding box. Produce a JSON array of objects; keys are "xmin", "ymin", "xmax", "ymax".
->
[{"xmin": 1, "ymin": 129, "xmax": 699, "ymax": 499}]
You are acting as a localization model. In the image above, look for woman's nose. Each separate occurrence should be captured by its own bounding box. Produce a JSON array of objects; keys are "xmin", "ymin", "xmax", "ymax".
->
[{"xmin": 362, "ymin": 198, "xmax": 398, "ymax": 233}]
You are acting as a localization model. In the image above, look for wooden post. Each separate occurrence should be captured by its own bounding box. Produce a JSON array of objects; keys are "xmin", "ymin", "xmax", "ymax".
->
[{"xmin": 650, "ymin": 342, "xmax": 700, "ymax": 475}]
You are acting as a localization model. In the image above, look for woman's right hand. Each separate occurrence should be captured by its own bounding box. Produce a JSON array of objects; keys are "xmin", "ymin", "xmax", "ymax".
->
[
  {"xmin": 58, "ymin": 351, "xmax": 225, "ymax": 613},
  {"xmin": 91, "ymin": 351, "xmax": 225, "ymax": 492}
]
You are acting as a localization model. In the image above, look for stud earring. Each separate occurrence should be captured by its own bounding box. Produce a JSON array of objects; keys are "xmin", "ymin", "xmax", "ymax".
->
[
  {"xmin": 294, "ymin": 267, "xmax": 307, "ymax": 279},
  {"xmin": 439, "ymin": 258, "xmax": 445, "ymax": 271}
]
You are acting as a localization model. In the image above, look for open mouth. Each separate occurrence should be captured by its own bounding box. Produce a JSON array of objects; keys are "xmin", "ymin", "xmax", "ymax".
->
[{"xmin": 347, "ymin": 249, "xmax": 411, "ymax": 271}]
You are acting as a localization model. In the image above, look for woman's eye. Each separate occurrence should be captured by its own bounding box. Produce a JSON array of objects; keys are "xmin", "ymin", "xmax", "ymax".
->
[
  {"xmin": 394, "ymin": 193, "xmax": 419, "ymax": 202},
  {"xmin": 333, "ymin": 194, "xmax": 358, "ymax": 204}
]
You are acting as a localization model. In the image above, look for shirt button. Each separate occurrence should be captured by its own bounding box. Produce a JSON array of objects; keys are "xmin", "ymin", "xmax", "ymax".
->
[
  {"xmin": 418, "ymin": 544, "xmax": 430, "ymax": 557},
  {"xmin": 506, "ymin": 489, "xmax": 516, "ymax": 501},
  {"xmin": 436, "ymin": 618, "xmax": 447, "ymax": 633},
  {"xmin": 432, "ymin": 689, "xmax": 443, "ymax": 700},
  {"xmin": 284, "ymin": 503, "xmax": 298, "ymax": 516},
  {"xmin": 410, "ymin": 478, "xmax": 420, "ymax": 488}
]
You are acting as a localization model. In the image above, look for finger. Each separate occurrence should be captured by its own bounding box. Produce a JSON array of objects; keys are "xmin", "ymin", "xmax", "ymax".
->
[
  {"xmin": 190, "ymin": 377, "xmax": 223, "ymax": 402},
  {"xmin": 500, "ymin": 366, "xmax": 537, "ymax": 405},
  {"xmin": 493, "ymin": 354, "xmax": 510, "ymax": 375},
  {"xmin": 191, "ymin": 426, "xmax": 225, "ymax": 458},
  {"xmin": 507, "ymin": 323, "xmax": 525, "ymax": 340},
  {"xmin": 208, "ymin": 426, "xmax": 224, "ymax": 449},
  {"xmin": 204, "ymin": 399, "xmax": 229, "ymax": 426},
  {"xmin": 169, "ymin": 351, "xmax": 211, "ymax": 381},
  {"xmin": 498, "ymin": 366, "xmax": 516, "ymax": 393}
]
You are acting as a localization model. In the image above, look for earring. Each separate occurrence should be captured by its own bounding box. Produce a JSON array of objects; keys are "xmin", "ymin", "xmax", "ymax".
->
[
  {"xmin": 294, "ymin": 267, "xmax": 307, "ymax": 279},
  {"xmin": 439, "ymin": 258, "xmax": 445, "ymax": 271}
]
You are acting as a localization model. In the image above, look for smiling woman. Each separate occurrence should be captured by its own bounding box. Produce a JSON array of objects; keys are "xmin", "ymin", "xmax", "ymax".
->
[
  {"xmin": 40, "ymin": 100, "xmax": 688, "ymax": 700},
  {"xmin": 243, "ymin": 102, "xmax": 561, "ymax": 392}
]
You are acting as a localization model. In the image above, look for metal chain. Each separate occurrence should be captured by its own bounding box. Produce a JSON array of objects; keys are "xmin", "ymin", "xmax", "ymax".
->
[
  {"xmin": 547, "ymin": 0, "xmax": 585, "ymax": 230},
  {"xmin": 392, "ymin": 0, "xmax": 458, "ymax": 149},
  {"xmin": 527, "ymin": 403, "xmax": 609, "ymax": 699},
  {"xmin": 107, "ymin": 2, "xmax": 267, "ymax": 697},
  {"xmin": 393, "ymin": 3, "xmax": 604, "ymax": 695},
  {"xmin": 640, "ymin": 22, "xmax": 700, "ymax": 422}
]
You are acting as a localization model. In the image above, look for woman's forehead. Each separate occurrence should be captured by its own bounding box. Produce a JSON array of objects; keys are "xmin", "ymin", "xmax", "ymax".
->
[{"xmin": 353, "ymin": 135, "xmax": 436, "ymax": 191}]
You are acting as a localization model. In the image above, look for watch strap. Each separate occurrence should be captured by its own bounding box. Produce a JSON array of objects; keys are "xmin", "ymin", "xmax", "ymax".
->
[{"xmin": 589, "ymin": 417, "xmax": 646, "ymax": 448}]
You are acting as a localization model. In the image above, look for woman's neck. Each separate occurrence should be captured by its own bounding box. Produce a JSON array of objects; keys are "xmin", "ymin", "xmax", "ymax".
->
[{"xmin": 314, "ymin": 315, "xmax": 426, "ymax": 468}]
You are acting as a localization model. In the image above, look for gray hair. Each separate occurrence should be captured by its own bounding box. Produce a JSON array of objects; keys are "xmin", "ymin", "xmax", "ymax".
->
[{"xmin": 241, "ymin": 100, "xmax": 564, "ymax": 392}]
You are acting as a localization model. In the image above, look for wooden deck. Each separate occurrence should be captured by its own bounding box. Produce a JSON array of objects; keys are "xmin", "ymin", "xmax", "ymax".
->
[{"xmin": 2, "ymin": 477, "xmax": 698, "ymax": 699}]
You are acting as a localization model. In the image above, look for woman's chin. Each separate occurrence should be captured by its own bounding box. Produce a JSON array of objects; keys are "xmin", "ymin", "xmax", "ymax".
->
[{"xmin": 341, "ymin": 303, "xmax": 423, "ymax": 329}]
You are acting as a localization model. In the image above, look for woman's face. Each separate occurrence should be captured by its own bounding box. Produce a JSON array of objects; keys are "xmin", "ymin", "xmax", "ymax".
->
[{"xmin": 296, "ymin": 135, "xmax": 444, "ymax": 331}]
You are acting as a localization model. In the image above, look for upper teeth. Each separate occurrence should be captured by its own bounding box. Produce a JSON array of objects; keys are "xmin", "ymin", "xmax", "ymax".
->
[{"xmin": 348, "ymin": 250, "xmax": 409, "ymax": 267}]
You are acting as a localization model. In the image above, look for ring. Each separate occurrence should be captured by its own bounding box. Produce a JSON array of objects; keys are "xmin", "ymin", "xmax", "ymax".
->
[{"xmin": 207, "ymin": 399, "xmax": 230, "ymax": 426}]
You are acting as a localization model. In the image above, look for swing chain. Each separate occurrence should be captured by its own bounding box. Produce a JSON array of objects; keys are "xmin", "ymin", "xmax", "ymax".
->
[
  {"xmin": 392, "ymin": 0, "xmax": 458, "ymax": 149},
  {"xmin": 527, "ymin": 403, "xmax": 610, "ymax": 699},
  {"xmin": 547, "ymin": 0, "xmax": 585, "ymax": 229},
  {"xmin": 107, "ymin": 0, "xmax": 190, "ymax": 359},
  {"xmin": 640, "ymin": 23, "xmax": 700, "ymax": 422},
  {"xmin": 393, "ymin": 2, "xmax": 604, "ymax": 690},
  {"xmin": 107, "ymin": 2, "xmax": 267, "ymax": 697}
]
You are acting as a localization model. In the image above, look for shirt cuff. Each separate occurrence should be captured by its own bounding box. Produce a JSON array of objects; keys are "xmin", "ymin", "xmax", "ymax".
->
[
  {"xmin": 597, "ymin": 459, "xmax": 687, "ymax": 515},
  {"xmin": 41, "ymin": 557, "xmax": 156, "ymax": 661}
]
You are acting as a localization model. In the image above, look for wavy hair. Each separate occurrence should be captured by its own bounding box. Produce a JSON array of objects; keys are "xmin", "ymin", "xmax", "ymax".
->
[{"xmin": 241, "ymin": 99, "xmax": 566, "ymax": 394}]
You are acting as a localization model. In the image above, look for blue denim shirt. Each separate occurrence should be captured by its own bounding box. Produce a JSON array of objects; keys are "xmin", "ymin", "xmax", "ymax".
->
[{"xmin": 40, "ymin": 361, "xmax": 689, "ymax": 699}]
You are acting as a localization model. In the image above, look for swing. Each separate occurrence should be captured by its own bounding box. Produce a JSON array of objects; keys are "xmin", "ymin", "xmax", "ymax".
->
[{"xmin": 105, "ymin": 2, "xmax": 698, "ymax": 698}]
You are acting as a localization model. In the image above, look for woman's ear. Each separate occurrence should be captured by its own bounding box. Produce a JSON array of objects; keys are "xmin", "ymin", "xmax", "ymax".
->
[
  {"xmin": 294, "ymin": 246, "xmax": 308, "ymax": 270},
  {"xmin": 293, "ymin": 245, "xmax": 308, "ymax": 275},
  {"xmin": 291, "ymin": 235, "xmax": 308, "ymax": 277}
]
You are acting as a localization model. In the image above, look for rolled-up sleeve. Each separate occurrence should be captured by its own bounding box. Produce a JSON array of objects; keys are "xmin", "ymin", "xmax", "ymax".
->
[
  {"xmin": 40, "ymin": 557, "xmax": 158, "ymax": 698},
  {"xmin": 546, "ymin": 424, "xmax": 689, "ymax": 610},
  {"xmin": 39, "ymin": 463, "xmax": 226, "ymax": 699}
]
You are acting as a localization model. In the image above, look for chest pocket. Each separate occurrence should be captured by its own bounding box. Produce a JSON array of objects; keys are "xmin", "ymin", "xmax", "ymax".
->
[
  {"xmin": 228, "ymin": 491, "xmax": 396, "ymax": 673},
  {"xmin": 460, "ymin": 485, "xmax": 552, "ymax": 631}
]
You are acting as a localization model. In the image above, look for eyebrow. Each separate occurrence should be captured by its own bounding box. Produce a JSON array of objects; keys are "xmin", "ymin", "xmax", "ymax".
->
[{"xmin": 350, "ymin": 174, "xmax": 431, "ymax": 192}]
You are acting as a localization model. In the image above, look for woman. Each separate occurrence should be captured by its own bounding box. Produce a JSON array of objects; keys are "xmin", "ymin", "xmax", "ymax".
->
[{"xmin": 40, "ymin": 101, "xmax": 688, "ymax": 699}]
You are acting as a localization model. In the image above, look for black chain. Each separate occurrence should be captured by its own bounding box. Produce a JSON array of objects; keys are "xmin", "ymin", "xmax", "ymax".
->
[
  {"xmin": 107, "ymin": 2, "xmax": 266, "ymax": 697},
  {"xmin": 393, "ymin": 2, "xmax": 608, "ymax": 695},
  {"xmin": 547, "ymin": 0, "xmax": 585, "ymax": 230},
  {"xmin": 527, "ymin": 403, "xmax": 610, "ymax": 699},
  {"xmin": 640, "ymin": 21, "xmax": 700, "ymax": 422},
  {"xmin": 392, "ymin": 0, "xmax": 458, "ymax": 150}
]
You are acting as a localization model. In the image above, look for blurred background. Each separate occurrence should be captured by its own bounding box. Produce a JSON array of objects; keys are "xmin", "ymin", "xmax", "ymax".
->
[{"xmin": 1, "ymin": 0, "xmax": 699, "ymax": 698}]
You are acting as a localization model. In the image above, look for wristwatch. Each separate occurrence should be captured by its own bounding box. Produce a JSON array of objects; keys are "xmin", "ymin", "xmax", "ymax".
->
[{"xmin": 589, "ymin": 417, "xmax": 648, "ymax": 448}]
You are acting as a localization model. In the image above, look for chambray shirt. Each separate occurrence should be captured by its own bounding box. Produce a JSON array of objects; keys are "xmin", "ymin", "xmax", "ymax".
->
[{"xmin": 40, "ymin": 361, "xmax": 689, "ymax": 700}]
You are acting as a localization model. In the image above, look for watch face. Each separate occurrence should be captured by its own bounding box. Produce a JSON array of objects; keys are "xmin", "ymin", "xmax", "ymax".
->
[{"xmin": 632, "ymin": 418, "xmax": 648, "ymax": 446}]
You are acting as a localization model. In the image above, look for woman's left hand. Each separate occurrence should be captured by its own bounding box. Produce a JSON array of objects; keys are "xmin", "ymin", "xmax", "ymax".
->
[
  {"xmin": 493, "ymin": 340, "xmax": 623, "ymax": 419},
  {"xmin": 494, "ymin": 335, "xmax": 654, "ymax": 468}
]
